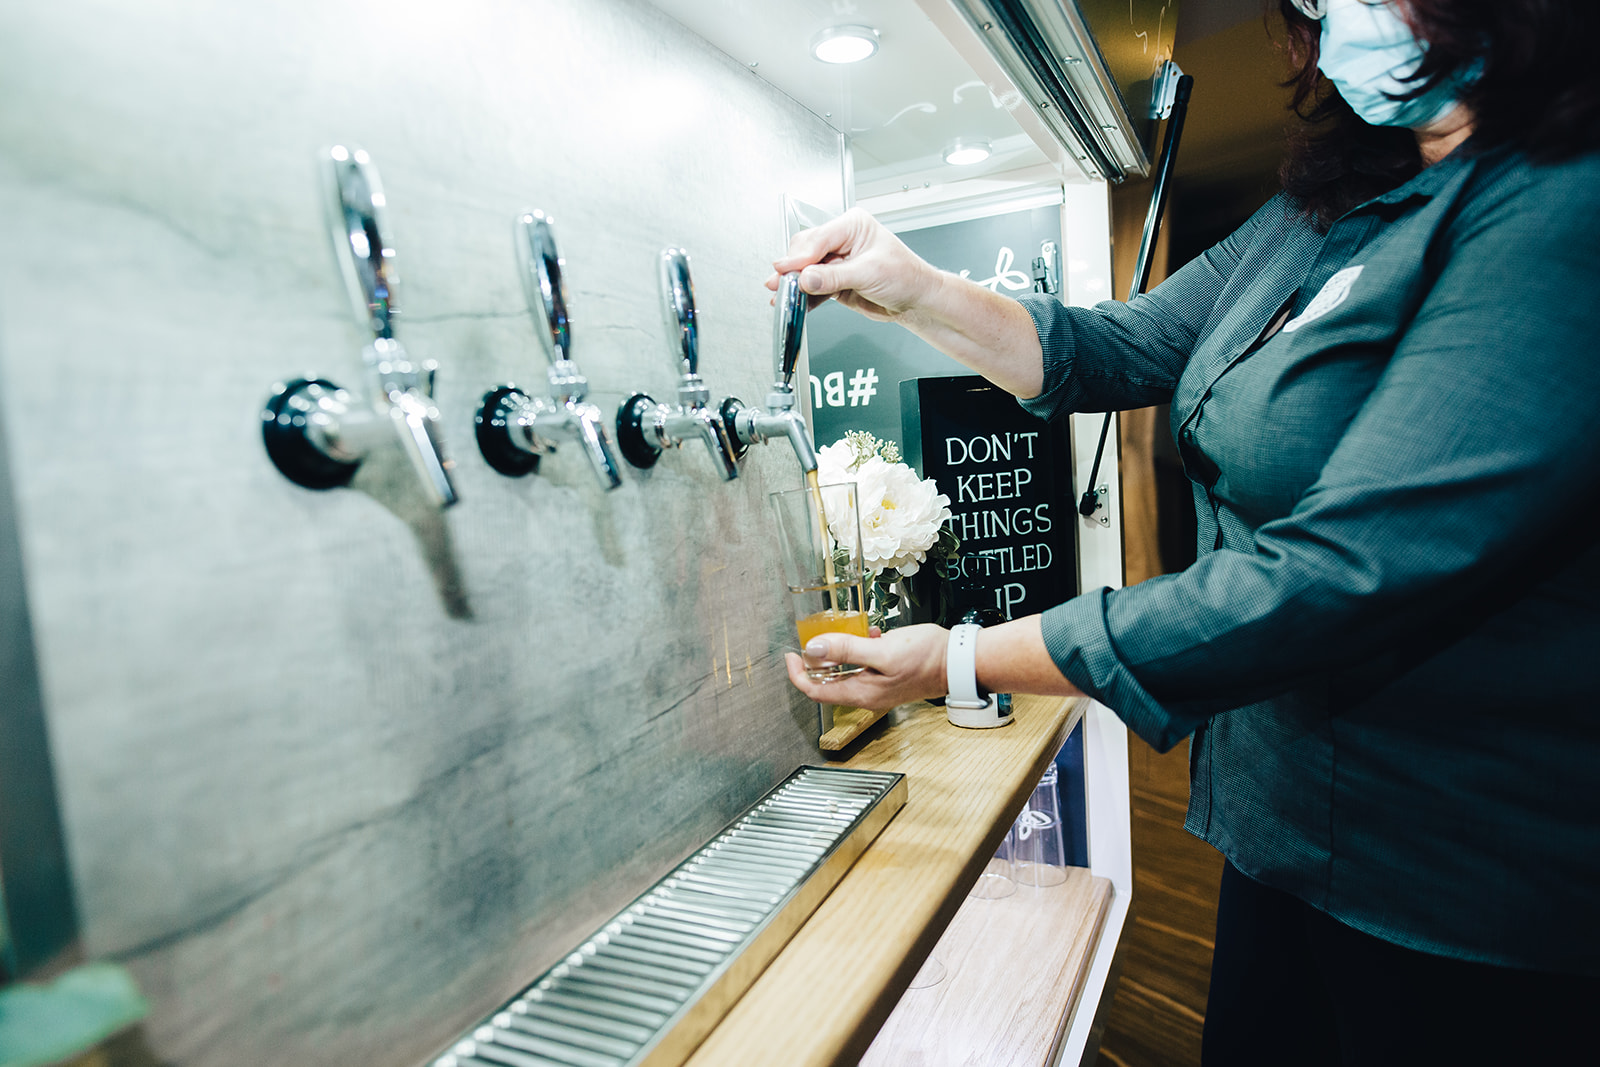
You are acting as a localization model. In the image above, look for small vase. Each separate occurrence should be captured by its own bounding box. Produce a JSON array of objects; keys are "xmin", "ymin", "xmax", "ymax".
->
[{"xmin": 869, "ymin": 575, "xmax": 911, "ymax": 631}]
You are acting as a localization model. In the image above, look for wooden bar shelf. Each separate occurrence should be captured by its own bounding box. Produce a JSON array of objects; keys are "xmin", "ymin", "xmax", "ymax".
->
[{"xmin": 684, "ymin": 694, "xmax": 1112, "ymax": 1067}]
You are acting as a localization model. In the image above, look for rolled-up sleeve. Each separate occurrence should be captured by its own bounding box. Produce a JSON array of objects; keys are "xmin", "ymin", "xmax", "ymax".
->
[
  {"xmin": 1018, "ymin": 195, "xmax": 1287, "ymax": 417},
  {"xmin": 1041, "ymin": 156, "xmax": 1600, "ymax": 750}
]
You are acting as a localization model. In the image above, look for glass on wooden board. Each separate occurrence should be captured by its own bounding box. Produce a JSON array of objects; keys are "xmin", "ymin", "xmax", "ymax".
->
[
  {"xmin": 769, "ymin": 478, "xmax": 869, "ymax": 679},
  {"xmin": 1014, "ymin": 763, "xmax": 1068, "ymax": 888},
  {"xmin": 968, "ymin": 825, "xmax": 1017, "ymax": 900}
]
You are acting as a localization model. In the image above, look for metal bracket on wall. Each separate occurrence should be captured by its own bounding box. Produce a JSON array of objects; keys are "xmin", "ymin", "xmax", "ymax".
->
[
  {"xmin": 1150, "ymin": 60, "xmax": 1185, "ymax": 120},
  {"xmin": 1084, "ymin": 484, "xmax": 1110, "ymax": 528}
]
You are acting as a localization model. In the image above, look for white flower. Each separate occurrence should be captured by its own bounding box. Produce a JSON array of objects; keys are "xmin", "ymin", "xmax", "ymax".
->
[
  {"xmin": 847, "ymin": 456, "xmax": 952, "ymax": 577},
  {"xmin": 814, "ymin": 441, "xmax": 857, "ymax": 488}
]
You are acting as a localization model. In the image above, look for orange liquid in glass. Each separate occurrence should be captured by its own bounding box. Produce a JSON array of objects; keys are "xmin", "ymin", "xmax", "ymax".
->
[{"xmin": 795, "ymin": 607, "xmax": 870, "ymax": 648}]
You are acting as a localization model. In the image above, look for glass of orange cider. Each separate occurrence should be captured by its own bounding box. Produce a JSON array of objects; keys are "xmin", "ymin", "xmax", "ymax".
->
[{"xmin": 769, "ymin": 480, "xmax": 869, "ymax": 679}]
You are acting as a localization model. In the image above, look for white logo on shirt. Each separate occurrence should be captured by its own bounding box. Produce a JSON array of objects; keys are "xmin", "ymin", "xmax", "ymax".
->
[{"xmin": 1282, "ymin": 264, "xmax": 1364, "ymax": 333}]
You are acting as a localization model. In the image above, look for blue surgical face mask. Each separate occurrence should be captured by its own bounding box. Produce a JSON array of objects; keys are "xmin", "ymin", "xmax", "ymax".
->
[{"xmin": 1318, "ymin": 0, "xmax": 1459, "ymax": 128}]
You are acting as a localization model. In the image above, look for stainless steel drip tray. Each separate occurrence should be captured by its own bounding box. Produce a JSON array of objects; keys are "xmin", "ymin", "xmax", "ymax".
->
[{"xmin": 431, "ymin": 766, "xmax": 907, "ymax": 1067}]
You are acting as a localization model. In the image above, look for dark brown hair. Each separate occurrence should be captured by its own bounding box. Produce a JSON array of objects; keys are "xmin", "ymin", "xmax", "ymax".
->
[{"xmin": 1276, "ymin": 0, "xmax": 1600, "ymax": 228}]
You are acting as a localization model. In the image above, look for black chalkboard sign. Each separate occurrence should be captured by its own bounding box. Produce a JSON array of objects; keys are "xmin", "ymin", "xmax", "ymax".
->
[{"xmin": 902, "ymin": 375, "xmax": 1077, "ymax": 621}]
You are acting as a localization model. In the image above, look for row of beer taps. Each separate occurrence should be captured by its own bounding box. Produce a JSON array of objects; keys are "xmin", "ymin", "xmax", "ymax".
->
[{"xmin": 262, "ymin": 146, "xmax": 816, "ymax": 509}]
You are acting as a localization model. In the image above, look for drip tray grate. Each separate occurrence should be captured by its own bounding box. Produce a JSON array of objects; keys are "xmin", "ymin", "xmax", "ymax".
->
[{"xmin": 432, "ymin": 766, "xmax": 907, "ymax": 1067}]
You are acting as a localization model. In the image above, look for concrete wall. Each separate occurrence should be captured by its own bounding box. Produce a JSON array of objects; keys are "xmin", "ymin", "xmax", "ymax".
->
[{"xmin": 0, "ymin": 1, "xmax": 842, "ymax": 1061}]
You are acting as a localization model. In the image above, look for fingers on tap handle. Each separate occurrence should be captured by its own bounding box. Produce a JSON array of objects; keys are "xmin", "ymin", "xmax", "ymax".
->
[{"xmin": 773, "ymin": 213, "xmax": 859, "ymax": 275}]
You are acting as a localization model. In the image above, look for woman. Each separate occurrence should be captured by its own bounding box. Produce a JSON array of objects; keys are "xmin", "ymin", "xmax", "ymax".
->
[{"xmin": 777, "ymin": 1, "xmax": 1599, "ymax": 1061}]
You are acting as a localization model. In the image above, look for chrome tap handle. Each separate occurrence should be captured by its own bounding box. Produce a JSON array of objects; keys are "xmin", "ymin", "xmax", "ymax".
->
[
  {"xmin": 616, "ymin": 247, "xmax": 736, "ymax": 479},
  {"xmin": 516, "ymin": 210, "xmax": 572, "ymax": 367},
  {"xmin": 773, "ymin": 270, "xmax": 806, "ymax": 390},
  {"xmin": 263, "ymin": 147, "xmax": 456, "ymax": 507},
  {"xmin": 324, "ymin": 145, "xmax": 398, "ymax": 341},
  {"xmin": 658, "ymin": 247, "xmax": 699, "ymax": 379},
  {"xmin": 475, "ymin": 210, "xmax": 623, "ymax": 491},
  {"xmin": 327, "ymin": 146, "xmax": 456, "ymax": 507}
]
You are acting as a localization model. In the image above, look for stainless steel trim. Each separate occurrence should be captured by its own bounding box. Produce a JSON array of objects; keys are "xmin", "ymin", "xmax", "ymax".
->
[
  {"xmin": 524, "ymin": 990, "xmax": 668, "ymax": 1030},
  {"xmin": 507, "ymin": 1003, "xmax": 654, "ymax": 1045},
  {"xmin": 476, "ymin": 1025, "xmax": 623, "ymax": 1067},
  {"xmin": 593, "ymin": 940, "xmax": 717, "ymax": 975},
  {"xmin": 942, "ymin": 0, "xmax": 1152, "ymax": 182},
  {"xmin": 427, "ymin": 767, "xmax": 906, "ymax": 1067},
  {"xmin": 496, "ymin": 1014, "xmax": 637, "ymax": 1059}
]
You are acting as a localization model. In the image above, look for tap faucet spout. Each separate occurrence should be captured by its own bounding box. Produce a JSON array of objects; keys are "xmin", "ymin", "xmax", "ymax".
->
[
  {"xmin": 262, "ymin": 146, "xmax": 458, "ymax": 506},
  {"xmin": 475, "ymin": 211, "xmax": 626, "ymax": 489},
  {"xmin": 717, "ymin": 270, "xmax": 817, "ymax": 475},
  {"xmin": 663, "ymin": 406, "xmax": 740, "ymax": 481},
  {"xmin": 776, "ymin": 408, "xmax": 818, "ymax": 474},
  {"xmin": 387, "ymin": 375, "xmax": 458, "ymax": 508},
  {"xmin": 572, "ymin": 401, "xmax": 625, "ymax": 490},
  {"xmin": 615, "ymin": 247, "xmax": 741, "ymax": 481}
]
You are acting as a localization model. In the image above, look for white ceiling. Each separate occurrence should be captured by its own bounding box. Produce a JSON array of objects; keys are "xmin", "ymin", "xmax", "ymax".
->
[{"xmin": 645, "ymin": 0, "xmax": 1051, "ymax": 196}]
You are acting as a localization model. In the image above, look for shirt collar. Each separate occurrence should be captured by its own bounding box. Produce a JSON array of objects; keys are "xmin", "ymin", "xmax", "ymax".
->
[{"xmin": 1339, "ymin": 145, "xmax": 1477, "ymax": 221}]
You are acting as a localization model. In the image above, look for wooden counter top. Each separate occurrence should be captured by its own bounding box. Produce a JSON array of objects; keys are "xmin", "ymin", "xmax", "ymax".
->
[{"xmin": 684, "ymin": 694, "xmax": 1099, "ymax": 1067}]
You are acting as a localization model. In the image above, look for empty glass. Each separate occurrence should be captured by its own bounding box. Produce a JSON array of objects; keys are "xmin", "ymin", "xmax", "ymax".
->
[
  {"xmin": 1014, "ymin": 764, "xmax": 1067, "ymax": 887},
  {"xmin": 906, "ymin": 953, "xmax": 947, "ymax": 989},
  {"xmin": 969, "ymin": 825, "xmax": 1017, "ymax": 900}
]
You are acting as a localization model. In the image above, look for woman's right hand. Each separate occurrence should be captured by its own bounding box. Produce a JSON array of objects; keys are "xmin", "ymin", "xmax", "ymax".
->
[{"xmin": 766, "ymin": 208, "xmax": 944, "ymax": 322}]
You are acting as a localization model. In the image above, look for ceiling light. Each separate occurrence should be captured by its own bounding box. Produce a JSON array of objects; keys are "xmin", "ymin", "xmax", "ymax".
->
[
  {"xmin": 942, "ymin": 140, "xmax": 992, "ymax": 166},
  {"xmin": 811, "ymin": 25, "xmax": 880, "ymax": 64}
]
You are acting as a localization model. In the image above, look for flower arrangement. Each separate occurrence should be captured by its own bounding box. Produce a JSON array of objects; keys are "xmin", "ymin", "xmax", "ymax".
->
[{"xmin": 816, "ymin": 430, "xmax": 959, "ymax": 628}]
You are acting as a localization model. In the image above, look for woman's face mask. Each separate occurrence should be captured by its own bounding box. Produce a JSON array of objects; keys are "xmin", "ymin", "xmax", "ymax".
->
[{"xmin": 1316, "ymin": 0, "xmax": 1460, "ymax": 128}]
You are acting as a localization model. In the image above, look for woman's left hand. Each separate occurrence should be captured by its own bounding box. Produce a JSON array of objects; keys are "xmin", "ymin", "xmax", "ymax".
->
[{"xmin": 785, "ymin": 624, "xmax": 949, "ymax": 709}]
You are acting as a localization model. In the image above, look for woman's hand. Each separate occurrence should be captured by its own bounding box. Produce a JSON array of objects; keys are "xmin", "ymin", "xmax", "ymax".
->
[
  {"xmin": 765, "ymin": 207, "xmax": 1046, "ymax": 399},
  {"xmin": 766, "ymin": 208, "xmax": 944, "ymax": 321},
  {"xmin": 785, "ymin": 624, "xmax": 950, "ymax": 710}
]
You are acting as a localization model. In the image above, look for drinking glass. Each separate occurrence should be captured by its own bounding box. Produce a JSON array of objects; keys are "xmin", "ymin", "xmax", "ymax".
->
[
  {"xmin": 969, "ymin": 825, "xmax": 1017, "ymax": 900},
  {"xmin": 769, "ymin": 480, "xmax": 869, "ymax": 680},
  {"xmin": 907, "ymin": 953, "xmax": 947, "ymax": 989},
  {"xmin": 1014, "ymin": 764, "xmax": 1068, "ymax": 887}
]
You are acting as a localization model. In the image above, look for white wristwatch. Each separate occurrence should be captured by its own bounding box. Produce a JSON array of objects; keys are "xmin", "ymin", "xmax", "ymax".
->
[{"xmin": 945, "ymin": 624, "xmax": 989, "ymax": 710}]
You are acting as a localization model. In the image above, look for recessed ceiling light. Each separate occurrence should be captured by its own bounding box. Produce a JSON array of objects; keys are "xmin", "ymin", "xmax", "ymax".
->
[
  {"xmin": 942, "ymin": 140, "xmax": 992, "ymax": 166},
  {"xmin": 811, "ymin": 25, "xmax": 880, "ymax": 64}
]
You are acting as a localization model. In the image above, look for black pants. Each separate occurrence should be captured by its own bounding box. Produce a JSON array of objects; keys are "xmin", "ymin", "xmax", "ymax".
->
[{"xmin": 1201, "ymin": 861, "xmax": 1597, "ymax": 1065}]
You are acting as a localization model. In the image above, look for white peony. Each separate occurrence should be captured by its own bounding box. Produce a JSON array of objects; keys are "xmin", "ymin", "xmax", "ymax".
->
[
  {"xmin": 814, "ymin": 440, "xmax": 857, "ymax": 488},
  {"xmin": 817, "ymin": 446, "xmax": 952, "ymax": 578}
]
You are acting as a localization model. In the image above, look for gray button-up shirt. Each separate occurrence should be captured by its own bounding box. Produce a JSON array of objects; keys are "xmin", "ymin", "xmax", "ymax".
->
[{"xmin": 1019, "ymin": 145, "xmax": 1600, "ymax": 973}]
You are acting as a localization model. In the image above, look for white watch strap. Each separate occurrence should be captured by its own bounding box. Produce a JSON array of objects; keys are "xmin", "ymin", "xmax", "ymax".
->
[{"xmin": 945, "ymin": 624, "xmax": 987, "ymax": 709}]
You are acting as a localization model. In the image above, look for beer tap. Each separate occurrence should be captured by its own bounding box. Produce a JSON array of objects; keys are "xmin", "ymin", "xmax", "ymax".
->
[
  {"xmin": 474, "ymin": 210, "xmax": 623, "ymax": 490},
  {"xmin": 262, "ymin": 146, "xmax": 457, "ymax": 507},
  {"xmin": 615, "ymin": 248, "xmax": 740, "ymax": 481},
  {"xmin": 718, "ymin": 270, "xmax": 817, "ymax": 474}
]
